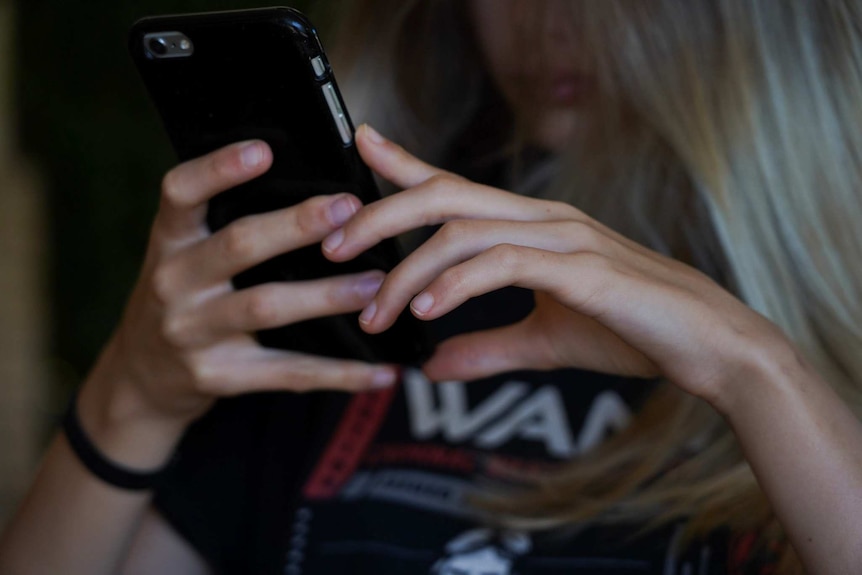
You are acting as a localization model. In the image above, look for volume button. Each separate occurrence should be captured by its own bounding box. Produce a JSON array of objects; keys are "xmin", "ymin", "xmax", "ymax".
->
[
  {"xmin": 321, "ymin": 82, "xmax": 353, "ymax": 145},
  {"xmin": 334, "ymin": 114, "xmax": 352, "ymax": 145}
]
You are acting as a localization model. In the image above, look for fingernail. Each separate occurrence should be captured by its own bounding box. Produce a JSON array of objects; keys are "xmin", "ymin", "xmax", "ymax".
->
[
  {"xmin": 411, "ymin": 292, "xmax": 435, "ymax": 315},
  {"xmin": 359, "ymin": 300, "xmax": 377, "ymax": 325},
  {"xmin": 328, "ymin": 195, "xmax": 358, "ymax": 227},
  {"xmin": 355, "ymin": 274, "xmax": 384, "ymax": 300},
  {"xmin": 371, "ymin": 368, "xmax": 397, "ymax": 389},
  {"xmin": 322, "ymin": 229, "xmax": 344, "ymax": 253},
  {"xmin": 240, "ymin": 142, "xmax": 264, "ymax": 168},
  {"xmin": 363, "ymin": 124, "xmax": 386, "ymax": 145}
]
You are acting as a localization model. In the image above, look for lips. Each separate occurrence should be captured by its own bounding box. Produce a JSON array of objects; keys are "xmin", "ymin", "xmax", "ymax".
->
[
  {"xmin": 508, "ymin": 69, "xmax": 598, "ymax": 106},
  {"xmin": 547, "ymin": 73, "xmax": 597, "ymax": 105}
]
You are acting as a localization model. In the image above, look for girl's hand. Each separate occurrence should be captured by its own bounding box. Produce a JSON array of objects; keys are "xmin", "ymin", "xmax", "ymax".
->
[
  {"xmin": 326, "ymin": 126, "xmax": 793, "ymax": 409},
  {"xmin": 94, "ymin": 140, "xmax": 398, "ymax": 430}
]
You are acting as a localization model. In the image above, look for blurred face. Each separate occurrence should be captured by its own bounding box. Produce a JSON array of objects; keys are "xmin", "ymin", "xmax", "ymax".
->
[{"xmin": 468, "ymin": 0, "xmax": 597, "ymax": 150}]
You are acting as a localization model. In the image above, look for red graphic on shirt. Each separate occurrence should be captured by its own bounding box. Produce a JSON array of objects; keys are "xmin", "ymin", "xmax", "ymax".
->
[
  {"xmin": 728, "ymin": 531, "xmax": 779, "ymax": 575},
  {"xmin": 303, "ymin": 386, "xmax": 397, "ymax": 500},
  {"xmin": 365, "ymin": 443, "xmax": 476, "ymax": 474}
]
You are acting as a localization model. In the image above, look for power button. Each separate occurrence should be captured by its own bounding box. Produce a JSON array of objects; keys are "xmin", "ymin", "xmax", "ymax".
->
[{"xmin": 311, "ymin": 56, "xmax": 327, "ymax": 79}]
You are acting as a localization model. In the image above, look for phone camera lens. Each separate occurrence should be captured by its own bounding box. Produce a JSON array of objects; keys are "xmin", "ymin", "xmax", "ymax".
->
[{"xmin": 148, "ymin": 37, "xmax": 169, "ymax": 56}]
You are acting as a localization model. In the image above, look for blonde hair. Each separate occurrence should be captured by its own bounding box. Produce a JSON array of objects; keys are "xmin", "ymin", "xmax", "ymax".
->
[{"xmin": 324, "ymin": 1, "xmax": 862, "ymax": 571}]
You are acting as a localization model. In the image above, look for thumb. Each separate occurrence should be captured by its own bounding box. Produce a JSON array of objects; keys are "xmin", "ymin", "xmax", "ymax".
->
[
  {"xmin": 355, "ymin": 124, "xmax": 448, "ymax": 189},
  {"xmin": 421, "ymin": 320, "xmax": 557, "ymax": 382}
]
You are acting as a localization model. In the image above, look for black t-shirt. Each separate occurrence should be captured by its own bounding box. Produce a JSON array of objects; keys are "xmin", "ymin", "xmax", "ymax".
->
[
  {"xmin": 153, "ymin": 286, "xmax": 776, "ymax": 574},
  {"xmin": 154, "ymin": 98, "xmax": 776, "ymax": 573}
]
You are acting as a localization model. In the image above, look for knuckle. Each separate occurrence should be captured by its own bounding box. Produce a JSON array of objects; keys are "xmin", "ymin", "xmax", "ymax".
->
[
  {"xmin": 438, "ymin": 266, "xmax": 467, "ymax": 296},
  {"xmin": 243, "ymin": 289, "xmax": 278, "ymax": 325},
  {"xmin": 186, "ymin": 357, "xmax": 212, "ymax": 391},
  {"xmin": 564, "ymin": 220, "xmax": 601, "ymax": 251},
  {"xmin": 159, "ymin": 170, "xmax": 187, "ymax": 208},
  {"xmin": 438, "ymin": 220, "xmax": 469, "ymax": 243},
  {"xmin": 160, "ymin": 314, "xmax": 192, "ymax": 349},
  {"xmin": 186, "ymin": 356, "xmax": 225, "ymax": 395},
  {"xmin": 207, "ymin": 150, "xmax": 236, "ymax": 183},
  {"xmin": 546, "ymin": 199, "xmax": 581, "ymax": 219},
  {"xmin": 324, "ymin": 280, "xmax": 348, "ymax": 308},
  {"xmin": 489, "ymin": 243, "xmax": 524, "ymax": 271},
  {"xmin": 295, "ymin": 206, "xmax": 322, "ymax": 237},
  {"xmin": 280, "ymin": 358, "xmax": 319, "ymax": 392},
  {"xmin": 325, "ymin": 364, "xmax": 361, "ymax": 390},
  {"xmin": 425, "ymin": 173, "xmax": 459, "ymax": 193},
  {"xmin": 289, "ymin": 357, "xmax": 358, "ymax": 393},
  {"xmin": 294, "ymin": 195, "xmax": 333, "ymax": 237},
  {"xmin": 150, "ymin": 265, "xmax": 178, "ymax": 305},
  {"xmin": 220, "ymin": 220, "xmax": 258, "ymax": 261},
  {"xmin": 346, "ymin": 369, "xmax": 375, "ymax": 391}
]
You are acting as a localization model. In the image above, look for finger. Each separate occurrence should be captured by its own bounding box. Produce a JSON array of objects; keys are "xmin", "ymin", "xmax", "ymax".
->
[
  {"xmin": 361, "ymin": 219, "xmax": 618, "ymax": 332},
  {"xmin": 355, "ymin": 124, "xmax": 446, "ymax": 189},
  {"xmin": 156, "ymin": 140, "xmax": 273, "ymax": 239},
  {"xmin": 352, "ymin": 125, "xmax": 669, "ymax": 275},
  {"xmin": 192, "ymin": 342, "xmax": 399, "ymax": 395},
  {"xmin": 167, "ymin": 193, "xmax": 361, "ymax": 292},
  {"xmin": 422, "ymin": 321, "xmax": 557, "ymax": 382},
  {"xmin": 404, "ymin": 245, "xmax": 618, "ymax": 321},
  {"xmin": 323, "ymin": 177, "xmax": 576, "ymax": 261},
  {"xmin": 424, "ymin": 310, "xmax": 657, "ymax": 382},
  {"xmin": 406, "ymin": 245, "xmax": 665, "ymax": 374},
  {"xmin": 163, "ymin": 271, "xmax": 384, "ymax": 349}
]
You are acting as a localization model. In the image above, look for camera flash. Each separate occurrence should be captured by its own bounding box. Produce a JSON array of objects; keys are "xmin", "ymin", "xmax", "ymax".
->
[{"xmin": 180, "ymin": 39, "xmax": 191, "ymax": 50}]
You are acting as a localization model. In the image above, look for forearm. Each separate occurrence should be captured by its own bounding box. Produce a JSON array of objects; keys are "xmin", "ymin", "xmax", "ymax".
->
[
  {"xmin": 0, "ymin": 343, "xmax": 188, "ymax": 575},
  {"xmin": 716, "ymin": 342, "xmax": 862, "ymax": 574}
]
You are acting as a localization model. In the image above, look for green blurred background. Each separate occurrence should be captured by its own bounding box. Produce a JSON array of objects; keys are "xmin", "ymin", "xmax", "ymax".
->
[
  {"xmin": 18, "ymin": 0, "xmax": 330, "ymax": 401},
  {"xmin": 1, "ymin": 0, "xmax": 337, "ymax": 525}
]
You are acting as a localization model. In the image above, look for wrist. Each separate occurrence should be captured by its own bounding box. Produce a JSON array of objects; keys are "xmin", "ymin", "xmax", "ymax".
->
[
  {"xmin": 75, "ymin": 338, "xmax": 191, "ymax": 472},
  {"xmin": 707, "ymin": 329, "xmax": 809, "ymax": 420}
]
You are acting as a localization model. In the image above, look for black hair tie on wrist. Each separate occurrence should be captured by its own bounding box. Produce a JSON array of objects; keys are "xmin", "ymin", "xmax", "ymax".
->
[{"xmin": 63, "ymin": 391, "xmax": 170, "ymax": 491}]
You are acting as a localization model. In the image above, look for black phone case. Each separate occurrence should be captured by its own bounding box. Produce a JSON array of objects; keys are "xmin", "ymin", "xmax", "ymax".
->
[{"xmin": 129, "ymin": 7, "xmax": 432, "ymax": 365}]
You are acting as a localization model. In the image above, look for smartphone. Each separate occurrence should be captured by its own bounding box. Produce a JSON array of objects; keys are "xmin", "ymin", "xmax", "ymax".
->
[{"xmin": 129, "ymin": 7, "xmax": 432, "ymax": 365}]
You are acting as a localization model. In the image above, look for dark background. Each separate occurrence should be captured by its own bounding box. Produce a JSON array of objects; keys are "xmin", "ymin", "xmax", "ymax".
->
[{"xmin": 16, "ymin": 0, "xmax": 333, "ymax": 402}]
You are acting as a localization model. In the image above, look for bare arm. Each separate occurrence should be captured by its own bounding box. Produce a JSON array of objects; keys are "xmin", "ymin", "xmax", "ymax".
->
[
  {"xmin": 120, "ymin": 508, "xmax": 210, "ymax": 575},
  {"xmin": 0, "ymin": 351, "xmax": 188, "ymax": 575},
  {"xmin": 1, "ymin": 416, "xmax": 210, "ymax": 575},
  {"xmin": 718, "ymin": 345, "xmax": 862, "ymax": 574}
]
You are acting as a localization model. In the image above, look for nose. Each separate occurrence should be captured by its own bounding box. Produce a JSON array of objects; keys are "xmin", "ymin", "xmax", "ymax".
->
[
  {"xmin": 545, "ymin": 0, "xmax": 576, "ymax": 43},
  {"xmin": 538, "ymin": 0, "xmax": 579, "ymax": 63}
]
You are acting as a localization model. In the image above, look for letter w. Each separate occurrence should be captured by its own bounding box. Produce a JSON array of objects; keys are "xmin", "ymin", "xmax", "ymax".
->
[{"xmin": 404, "ymin": 369, "xmax": 529, "ymax": 443}]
